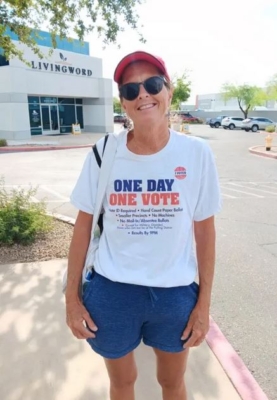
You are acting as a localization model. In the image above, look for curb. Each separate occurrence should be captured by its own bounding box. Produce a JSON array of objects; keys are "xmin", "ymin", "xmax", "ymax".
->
[
  {"xmin": 0, "ymin": 144, "xmax": 94, "ymax": 153},
  {"xmin": 206, "ymin": 316, "xmax": 268, "ymax": 400},
  {"xmin": 48, "ymin": 212, "xmax": 76, "ymax": 226},
  {"xmin": 249, "ymin": 146, "xmax": 277, "ymax": 159},
  {"xmin": 49, "ymin": 212, "xmax": 269, "ymax": 400}
]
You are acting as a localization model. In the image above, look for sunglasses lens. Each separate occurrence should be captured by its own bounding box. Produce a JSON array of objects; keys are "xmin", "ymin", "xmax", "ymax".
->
[
  {"xmin": 144, "ymin": 76, "xmax": 164, "ymax": 95},
  {"xmin": 120, "ymin": 83, "xmax": 139, "ymax": 101},
  {"xmin": 120, "ymin": 76, "xmax": 165, "ymax": 101}
]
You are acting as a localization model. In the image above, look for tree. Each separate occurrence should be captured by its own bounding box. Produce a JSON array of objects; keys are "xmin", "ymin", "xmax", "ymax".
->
[
  {"xmin": 113, "ymin": 97, "xmax": 122, "ymax": 114},
  {"xmin": 171, "ymin": 73, "xmax": 191, "ymax": 110},
  {"xmin": 266, "ymin": 74, "xmax": 277, "ymax": 101},
  {"xmin": 221, "ymin": 83, "xmax": 266, "ymax": 119},
  {"xmin": 0, "ymin": 0, "xmax": 144, "ymax": 63}
]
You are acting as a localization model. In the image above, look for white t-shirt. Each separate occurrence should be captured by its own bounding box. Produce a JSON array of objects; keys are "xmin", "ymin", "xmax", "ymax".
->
[{"xmin": 70, "ymin": 130, "xmax": 221, "ymax": 287}]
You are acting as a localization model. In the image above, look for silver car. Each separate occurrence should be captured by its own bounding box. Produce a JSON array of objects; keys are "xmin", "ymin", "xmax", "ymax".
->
[{"xmin": 241, "ymin": 117, "xmax": 276, "ymax": 132}]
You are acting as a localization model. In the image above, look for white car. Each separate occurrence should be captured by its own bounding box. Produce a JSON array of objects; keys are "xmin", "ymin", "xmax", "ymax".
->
[
  {"xmin": 221, "ymin": 117, "xmax": 244, "ymax": 130},
  {"xmin": 241, "ymin": 117, "xmax": 276, "ymax": 132}
]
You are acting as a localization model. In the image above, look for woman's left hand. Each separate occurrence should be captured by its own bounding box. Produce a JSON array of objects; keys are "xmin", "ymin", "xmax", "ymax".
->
[{"xmin": 181, "ymin": 304, "xmax": 210, "ymax": 348}]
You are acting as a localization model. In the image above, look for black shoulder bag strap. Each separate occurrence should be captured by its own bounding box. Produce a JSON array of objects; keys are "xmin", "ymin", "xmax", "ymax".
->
[
  {"xmin": 92, "ymin": 134, "xmax": 109, "ymax": 168},
  {"xmin": 92, "ymin": 134, "xmax": 109, "ymax": 233}
]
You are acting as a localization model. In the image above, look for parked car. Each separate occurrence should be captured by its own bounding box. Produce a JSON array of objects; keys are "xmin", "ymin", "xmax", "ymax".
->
[
  {"xmin": 114, "ymin": 114, "xmax": 126, "ymax": 123},
  {"xmin": 241, "ymin": 117, "xmax": 276, "ymax": 132},
  {"xmin": 209, "ymin": 115, "xmax": 228, "ymax": 128},
  {"xmin": 177, "ymin": 112, "xmax": 202, "ymax": 123},
  {"xmin": 221, "ymin": 117, "xmax": 244, "ymax": 130}
]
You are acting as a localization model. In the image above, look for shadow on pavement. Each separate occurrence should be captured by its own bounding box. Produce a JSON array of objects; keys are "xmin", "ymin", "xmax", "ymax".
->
[{"xmin": 0, "ymin": 260, "xmax": 223, "ymax": 400}]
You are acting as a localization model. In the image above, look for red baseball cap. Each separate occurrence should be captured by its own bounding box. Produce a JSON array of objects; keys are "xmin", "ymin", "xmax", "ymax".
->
[{"xmin": 114, "ymin": 51, "xmax": 170, "ymax": 84}]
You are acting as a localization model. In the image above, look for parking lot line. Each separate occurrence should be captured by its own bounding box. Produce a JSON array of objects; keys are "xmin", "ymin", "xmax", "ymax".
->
[
  {"xmin": 40, "ymin": 185, "xmax": 70, "ymax": 202},
  {"xmin": 220, "ymin": 186, "xmax": 264, "ymax": 198},
  {"xmin": 221, "ymin": 193, "xmax": 237, "ymax": 199},
  {"xmin": 226, "ymin": 182, "xmax": 277, "ymax": 196},
  {"xmin": 251, "ymin": 183, "xmax": 277, "ymax": 191}
]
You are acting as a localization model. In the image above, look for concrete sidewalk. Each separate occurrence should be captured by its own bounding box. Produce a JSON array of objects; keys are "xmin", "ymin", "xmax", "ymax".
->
[
  {"xmin": 249, "ymin": 145, "xmax": 277, "ymax": 159},
  {"xmin": 7, "ymin": 132, "xmax": 106, "ymax": 147},
  {"xmin": 5, "ymin": 124, "xmax": 124, "ymax": 149},
  {"xmin": 0, "ymin": 259, "xmax": 242, "ymax": 400}
]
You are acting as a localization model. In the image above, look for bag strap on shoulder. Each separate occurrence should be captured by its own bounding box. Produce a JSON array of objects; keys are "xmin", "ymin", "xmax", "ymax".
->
[
  {"xmin": 92, "ymin": 134, "xmax": 109, "ymax": 168},
  {"xmin": 91, "ymin": 133, "xmax": 110, "ymax": 233}
]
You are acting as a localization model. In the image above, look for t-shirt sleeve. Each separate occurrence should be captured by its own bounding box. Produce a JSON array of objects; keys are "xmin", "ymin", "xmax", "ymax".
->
[
  {"xmin": 70, "ymin": 151, "xmax": 100, "ymax": 215},
  {"xmin": 193, "ymin": 143, "xmax": 222, "ymax": 221}
]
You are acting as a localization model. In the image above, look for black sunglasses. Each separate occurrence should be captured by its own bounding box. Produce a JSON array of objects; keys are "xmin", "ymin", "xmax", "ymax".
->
[{"xmin": 119, "ymin": 76, "xmax": 166, "ymax": 101}]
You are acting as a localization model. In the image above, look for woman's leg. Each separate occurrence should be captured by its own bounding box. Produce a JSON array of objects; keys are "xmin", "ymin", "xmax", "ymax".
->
[
  {"xmin": 154, "ymin": 348, "xmax": 189, "ymax": 400},
  {"xmin": 104, "ymin": 351, "xmax": 137, "ymax": 400}
]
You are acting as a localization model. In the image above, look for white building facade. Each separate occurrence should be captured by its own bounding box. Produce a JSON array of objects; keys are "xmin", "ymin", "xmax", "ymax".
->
[
  {"xmin": 0, "ymin": 30, "xmax": 113, "ymax": 139},
  {"xmin": 195, "ymin": 92, "xmax": 277, "ymax": 111}
]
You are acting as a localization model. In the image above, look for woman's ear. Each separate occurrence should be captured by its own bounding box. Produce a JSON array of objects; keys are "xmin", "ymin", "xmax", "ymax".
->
[{"xmin": 120, "ymin": 96, "xmax": 127, "ymax": 111}]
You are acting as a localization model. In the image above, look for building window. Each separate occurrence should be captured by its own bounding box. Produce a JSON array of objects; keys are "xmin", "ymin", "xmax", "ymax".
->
[
  {"xmin": 0, "ymin": 55, "xmax": 9, "ymax": 66},
  {"xmin": 28, "ymin": 104, "xmax": 42, "ymax": 135},
  {"xmin": 28, "ymin": 96, "xmax": 83, "ymax": 134},
  {"xmin": 28, "ymin": 96, "xmax": 40, "ymax": 104},
  {"xmin": 58, "ymin": 98, "xmax": 75, "ymax": 105},
  {"xmin": 40, "ymin": 97, "xmax": 58, "ymax": 104},
  {"xmin": 59, "ymin": 104, "xmax": 76, "ymax": 126}
]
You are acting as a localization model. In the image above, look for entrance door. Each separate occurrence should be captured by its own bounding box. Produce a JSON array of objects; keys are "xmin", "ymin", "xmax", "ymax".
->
[
  {"xmin": 50, "ymin": 105, "xmax": 59, "ymax": 132},
  {"xmin": 41, "ymin": 105, "xmax": 59, "ymax": 134}
]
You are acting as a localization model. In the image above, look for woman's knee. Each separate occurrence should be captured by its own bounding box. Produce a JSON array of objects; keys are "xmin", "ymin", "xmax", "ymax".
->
[
  {"xmin": 110, "ymin": 370, "xmax": 137, "ymax": 389},
  {"xmin": 105, "ymin": 353, "xmax": 138, "ymax": 389},
  {"xmin": 157, "ymin": 372, "xmax": 185, "ymax": 390}
]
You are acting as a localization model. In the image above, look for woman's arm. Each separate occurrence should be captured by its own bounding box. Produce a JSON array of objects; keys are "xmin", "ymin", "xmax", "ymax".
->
[{"xmin": 65, "ymin": 210, "xmax": 93, "ymax": 302}]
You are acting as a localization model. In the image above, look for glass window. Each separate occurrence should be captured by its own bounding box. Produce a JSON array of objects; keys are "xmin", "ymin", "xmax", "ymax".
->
[
  {"xmin": 31, "ymin": 127, "xmax": 43, "ymax": 136},
  {"xmin": 28, "ymin": 104, "xmax": 42, "ymax": 129},
  {"xmin": 76, "ymin": 106, "xmax": 84, "ymax": 129},
  {"xmin": 0, "ymin": 55, "xmax": 9, "ymax": 66},
  {"xmin": 28, "ymin": 96, "xmax": 40, "ymax": 104},
  {"xmin": 58, "ymin": 98, "xmax": 75, "ymax": 104},
  {"xmin": 76, "ymin": 99, "xmax": 83, "ymax": 104},
  {"xmin": 59, "ymin": 105, "xmax": 76, "ymax": 126},
  {"xmin": 40, "ymin": 97, "xmax": 57, "ymax": 104}
]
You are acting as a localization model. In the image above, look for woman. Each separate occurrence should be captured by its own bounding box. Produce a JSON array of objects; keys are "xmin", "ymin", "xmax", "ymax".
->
[{"xmin": 66, "ymin": 51, "xmax": 221, "ymax": 400}]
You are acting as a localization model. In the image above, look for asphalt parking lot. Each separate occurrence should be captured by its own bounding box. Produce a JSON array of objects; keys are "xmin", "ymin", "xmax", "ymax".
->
[{"xmin": 1, "ymin": 124, "xmax": 277, "ymax": 399}]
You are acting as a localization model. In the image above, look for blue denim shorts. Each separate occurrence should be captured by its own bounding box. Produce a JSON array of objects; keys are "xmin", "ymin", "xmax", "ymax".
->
[{"xmin": 82, "ymin": 271, "xmax": 199, "ymax": 359}]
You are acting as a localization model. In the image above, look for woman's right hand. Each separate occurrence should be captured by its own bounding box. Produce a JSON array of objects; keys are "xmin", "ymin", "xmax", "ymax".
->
[{"xmin": 66, "ymin": 298, "xmax": 98, "ymax": 339}]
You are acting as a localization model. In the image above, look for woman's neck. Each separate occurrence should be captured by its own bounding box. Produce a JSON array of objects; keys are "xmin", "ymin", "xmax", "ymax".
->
[{"xmin": 127, "ymin": 121, "xmax": 170, "ymax": 155}]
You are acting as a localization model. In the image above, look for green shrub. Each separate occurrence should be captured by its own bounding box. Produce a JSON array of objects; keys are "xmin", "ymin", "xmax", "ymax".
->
[
  {"xmin": 0, "ymin": 178, "xmax": 53, "ymax": 245},
  {"xmin": 265, "ymin": 125, "xmax": 275, "ymax": 133},
  {"xmin": 0, "ymin": 139, "xmax": 7, "ymax": 147}
]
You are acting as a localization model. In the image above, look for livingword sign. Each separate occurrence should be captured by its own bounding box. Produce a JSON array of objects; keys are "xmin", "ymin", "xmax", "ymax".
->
[{"xmin": 31, "ymin": 52, "xmax": 93, "ymax": 77}]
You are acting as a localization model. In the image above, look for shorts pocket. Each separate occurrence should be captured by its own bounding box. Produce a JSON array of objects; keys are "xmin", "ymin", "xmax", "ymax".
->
[{"xmin": 82, "ymin": 272, "xmax": 98, "ymax": 303}]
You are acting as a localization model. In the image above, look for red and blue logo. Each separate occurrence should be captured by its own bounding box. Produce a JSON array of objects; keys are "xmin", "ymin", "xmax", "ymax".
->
[{"xmin": 175, "ymin": 166, "xmax": 187, "ymax": 180}]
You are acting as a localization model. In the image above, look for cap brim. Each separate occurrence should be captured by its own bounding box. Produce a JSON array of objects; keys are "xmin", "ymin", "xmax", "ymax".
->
[{"xmin": 114, "ymin": 51, "xmax": 168, "ymax": 83}]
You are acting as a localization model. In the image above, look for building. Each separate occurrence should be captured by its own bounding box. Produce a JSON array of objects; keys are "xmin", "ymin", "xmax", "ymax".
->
[
  {"xmin": 0, "ymin": 29, "xmax": 113, "ymax": 140},
  {"xmin": 195, "ymin": 92, "xmax": 277, "ymax": 111}
]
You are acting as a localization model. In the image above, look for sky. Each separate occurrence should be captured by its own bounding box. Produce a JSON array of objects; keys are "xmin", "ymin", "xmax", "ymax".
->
[{"xmin": 84, "ymin": 0, "xmax": 277, "ymax": 103}]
